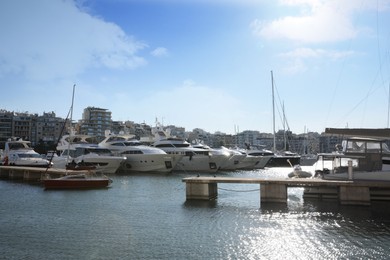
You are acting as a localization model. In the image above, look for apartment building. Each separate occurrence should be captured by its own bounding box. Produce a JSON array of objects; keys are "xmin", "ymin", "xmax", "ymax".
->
[{"xmin": 79, "ymin": 107, "xmax": 112, "ymax": 137}]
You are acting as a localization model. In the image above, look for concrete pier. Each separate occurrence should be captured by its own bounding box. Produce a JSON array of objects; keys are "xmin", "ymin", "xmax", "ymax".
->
[
  {"xmin": 185, "ymin": 182, "xmax": 218, "ymax": 200},
  {"xmin": 182, "ymin": 176, "xmax": 390, "ymax": 206}
]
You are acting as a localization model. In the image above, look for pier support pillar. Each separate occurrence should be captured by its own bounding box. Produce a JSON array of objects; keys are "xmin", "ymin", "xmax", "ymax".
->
[
  {"xmin": 261, "ymin": 183, "xmax": 287, "ymax": 203},
  {"xmin": 0, "ymin": 168, "xmax": 9, "ymax": 178},
  {"xmin": 8, "ymin": 169, "xmax": 24, "ymax": 180},
  {"xmin": 186, "ymin": 183, "xmax": 218, "ymax": 200},
  {"xmin": 23, "ymin": 170, "xmax": 41, "ymax": 181},
  {"xmin": 339, "ymin": 186, "xmax": 370, "ymax": 206}
]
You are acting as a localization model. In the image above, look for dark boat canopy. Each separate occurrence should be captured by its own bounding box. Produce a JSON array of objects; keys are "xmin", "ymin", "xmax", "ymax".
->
[{"xmin": 325, "ymin": 128, "xmax": 390, "ymax": 139}]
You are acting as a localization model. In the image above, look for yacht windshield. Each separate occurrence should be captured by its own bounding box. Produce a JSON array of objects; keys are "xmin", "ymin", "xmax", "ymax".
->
[
  {"xmin": 9, "ymin": 142, "xmax": 31, "ymax": 149},
  {"xmin": 18, "ymin": 153, "xmax": 42, "ymax": 158},
  {"xmin": 85, "ymin": 148, "xmax": 113, "ymax": 155}
]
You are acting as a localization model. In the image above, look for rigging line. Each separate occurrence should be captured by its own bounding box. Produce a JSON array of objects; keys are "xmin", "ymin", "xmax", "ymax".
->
[
  {"xmin": 325, "ymin": 0, "xmax": 367, "ymax": 129},
  {"xmin": 44, "ymin": 108, "xmax": 72, "ymax": 174},
  {"xmin": 272, "ymin": 74, "xmax": 294, "ymax": 149},
  {"xmin": 273, "ymin": 75, "xmax": 291, "ymax": 131},
  {"xmin": 333, "ymin": 68, "xmax": 382, "ymax": 127},
  {"xmin": 376, "ymin": 0, "xmax": 386, "ymax": 87}
]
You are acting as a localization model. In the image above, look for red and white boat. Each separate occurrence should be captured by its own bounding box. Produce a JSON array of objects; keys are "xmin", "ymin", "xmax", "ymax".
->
[{"xmin": 43, "ymin": 173, "xmax": 112, "ymax": 189}]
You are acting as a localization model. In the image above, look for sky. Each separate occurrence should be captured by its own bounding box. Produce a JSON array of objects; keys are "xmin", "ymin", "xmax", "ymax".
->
[{"xmin": 1, "ymin": 0, "xmax": 390, "ymax": 135}]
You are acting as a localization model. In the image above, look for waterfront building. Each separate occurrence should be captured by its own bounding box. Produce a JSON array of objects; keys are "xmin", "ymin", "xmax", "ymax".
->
[
  {"xmin": 235, "ymin": 130, "xmax": 263, "ymax": 149},
  {"xmin": 12, "ymin": 112, "xmax": 33, "ymax": 143},
  {"xmin": 33, "ymin": 111, "xmax": 66, "ymax": 145},
  {"xmin": 0, "ymin": 110, "xmax": 13, "ymax": 149},
  {"xmin": 1, "ymin": 108, "xmax": 348, "ymax": 155},
  {"xmin": 166, "ymin": 125, "xmax": 186, "ymax": 139},
  {"xmin": 319, "ymin": 135, "xmax": 343, "ymax": 153},
  {"xmin": 210, "ymin": 132, "xmax": 234, "ymax": 148},
  {"xmin": 79, "ymin": 107, "xmax": 112, "ymax": 137}
]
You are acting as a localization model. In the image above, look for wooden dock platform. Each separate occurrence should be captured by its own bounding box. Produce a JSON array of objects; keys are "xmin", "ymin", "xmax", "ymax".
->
[
  {"xmin": 182, "ymin": 176, "xmax": 390, "ymax": 206},
  {"xmin": 0, "ymin": 165, "xmax": 93, "ymax": 182}
]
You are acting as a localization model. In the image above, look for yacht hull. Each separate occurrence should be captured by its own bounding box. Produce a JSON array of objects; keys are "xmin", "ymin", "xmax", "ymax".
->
[
  {"xmin": 174, "ymin": 154, "xmax": 227, "ymax": 173},
  {"xmin": 119, "ymin": 154, "xmax": 175, "ymax": 173}
]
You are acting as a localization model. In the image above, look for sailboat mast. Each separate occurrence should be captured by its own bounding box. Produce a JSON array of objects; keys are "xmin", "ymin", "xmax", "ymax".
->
[
  {"xmin": 271, "ymin": 70, "xmax": 276, "ymax": 152},
  {"xmin": 283, "ymin": 101, "xmax": 286, "ymax": 150},
  {"xmin": 70, "ymin": 84, "xmax": 75, "ymax": 125},
  {"xmin": 387, "ymin": 83, "xmax": 390, "ymax": 128},
  {"xmin": 66, "ymin": 84, "xmax": 76, "ymax": 164}
]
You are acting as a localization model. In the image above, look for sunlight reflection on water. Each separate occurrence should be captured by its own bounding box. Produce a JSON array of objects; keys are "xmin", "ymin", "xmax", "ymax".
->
[{"xmin": 1, "ymin": 167, "xmax": 390, "ymax": 259}]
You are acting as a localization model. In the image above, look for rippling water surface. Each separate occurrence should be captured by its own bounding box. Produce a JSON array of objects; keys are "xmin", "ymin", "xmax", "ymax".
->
[{"xmin": 1, "ymin": 167, "xmax": 390, "ymax": 259}]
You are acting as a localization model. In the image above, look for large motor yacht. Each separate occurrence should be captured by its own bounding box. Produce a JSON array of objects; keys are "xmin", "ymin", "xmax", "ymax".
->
[
  {"xmin": 53, "ymin": 134, "xmax": 126, "ymax": 174},
  {"xmin": 152, "ymin": 137, "xmax": 228, "ymax": 173},
  {"xmin": 99, "ymin": 134, "xmax": 176, "ymax": 173}
]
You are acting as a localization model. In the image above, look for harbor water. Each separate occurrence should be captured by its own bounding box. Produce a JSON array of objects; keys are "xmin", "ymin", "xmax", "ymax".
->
[{"xmin": 1, "ymin": 167, "xmax": 390, "ymax": 259}]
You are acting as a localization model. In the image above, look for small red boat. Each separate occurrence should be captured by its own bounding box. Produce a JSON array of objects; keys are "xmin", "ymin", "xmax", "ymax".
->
[{"xmin": 43, "ymin": 174, "xmax": 112, "ymax": 189}]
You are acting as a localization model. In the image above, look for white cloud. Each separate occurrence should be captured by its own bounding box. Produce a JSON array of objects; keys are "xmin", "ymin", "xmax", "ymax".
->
[
  {"xmin": 151, "ymin": 47, "xmax": 169, "ymax": 57},
  {"xmin": 251, "ymin": 0, "xmax": 390, "ymax": 44},
  {"xmin": 279, "ymin": 48, "xmax": 355, "ymax": 60},
  {"xmin": 0, "ymin": 0, "xmax": 147, "ymax": 81},
  {"xmin": 251, "ymin": 5, "xmax": 355, "ymax": 43}
]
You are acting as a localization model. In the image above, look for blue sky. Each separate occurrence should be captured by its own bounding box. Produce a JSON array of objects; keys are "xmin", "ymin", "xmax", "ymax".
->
[{"xmin": 1, "ymin": 0, "xmax": 390, "ymax": 135}]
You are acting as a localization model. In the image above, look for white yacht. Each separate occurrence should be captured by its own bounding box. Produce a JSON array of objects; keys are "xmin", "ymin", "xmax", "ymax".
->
[
  {"xmin": 2, "ymin": 138, "xmax": 51, "ymax": 167},
  {"xmin": 53, "ymin": 134, "xmax": 126, "ymax": 174},
  {"xmin": 213, "ymin": 146, "xmax": 247, "ymax": 171},
  {"xmin": 230, "ymin": 148, "xmax": 269, "ymax": 170},
  {"xmin": 191, "ymin": 143, "xmax": 234, "ymax": 171},
  {"xmin": 152, "ymin": 138, "xmax": 226, "ymax": 172},
  {"xmin": 147, "ymin": 123, "xmax": 229, "ymax": 173},
  {"xmin": 98, "ymin": 134, "xmax": 176, "ymax": 173}
]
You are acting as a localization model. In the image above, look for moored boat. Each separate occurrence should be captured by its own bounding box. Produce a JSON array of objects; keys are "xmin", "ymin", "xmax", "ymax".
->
[
  {"xmin": 43, "ymin": 173, "xmax": 112, "ymax": 189},
  {"xmin": 2, "ymin": 138, "xmax": 51, "ymax": 167},
  {"xmin": 99, "ymin": 133, "xmax": 176, "ymax": 173},
  {"xmin": 52, "ymin": 138, "xmax": 126, "ymax": 174},
  {"xmin": 313, "ymin": 132, "xmax": 390, "ymax": 181}
]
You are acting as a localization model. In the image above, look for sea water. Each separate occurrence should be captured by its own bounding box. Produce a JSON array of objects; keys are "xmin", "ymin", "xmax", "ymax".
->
[{"xmin": 1, "ymin": 167, "xmax": 390, "ymax": 259}]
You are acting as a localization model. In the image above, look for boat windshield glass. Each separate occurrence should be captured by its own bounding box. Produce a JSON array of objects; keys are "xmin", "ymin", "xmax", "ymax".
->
[
  {"xmin": 84, "ymin": 148, "xmax": 113, "ymax": 155},
  {"xmin": 18, "ymin": 153, "xmax": 42, "ymax": 158},
  {"xmin": 344, "ymin": 139, "xmax": 383, "ymax": 154},
  {"xmin": 124, "ymin": 142, "xmax": 141, "ymax": 146},
  {"xmin": 383, "ymin": 143, "xmax": 390, "ymax": 153},
  {"xmin": 107, "ymin": 136, "xmax": 126, "ymax": 142},
  {"xmin": 155, "ymin": 143, "xmax": 190, "ymax": 148},
  {"xmin": 344, "ymin": 140, "xmax": 365, "ymax": 153},
  {"xmin": 9, "ymin": 142, "xmax": 31, "ymax": 149}
]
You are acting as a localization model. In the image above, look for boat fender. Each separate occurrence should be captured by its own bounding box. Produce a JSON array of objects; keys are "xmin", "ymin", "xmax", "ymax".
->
[{"xmin": 126, "ymin": 163, "xmax": 132, "ymax": 169}]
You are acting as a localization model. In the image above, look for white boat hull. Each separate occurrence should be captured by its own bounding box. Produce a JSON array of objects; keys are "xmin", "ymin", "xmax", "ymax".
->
[
  {"xmin": 119, "ymin": 154, "xmax": 175, "ymax": 173},
  {"xmin": 174, "ymin": 154, "xmax": 227, "ymax": 173},
  {"xmin": 219, "ymin": 154, "xmax": 246, "ymax": 171},
  {"xmin": 235, "ymin": 155, "xmax": 262, "ymax": 170}
]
